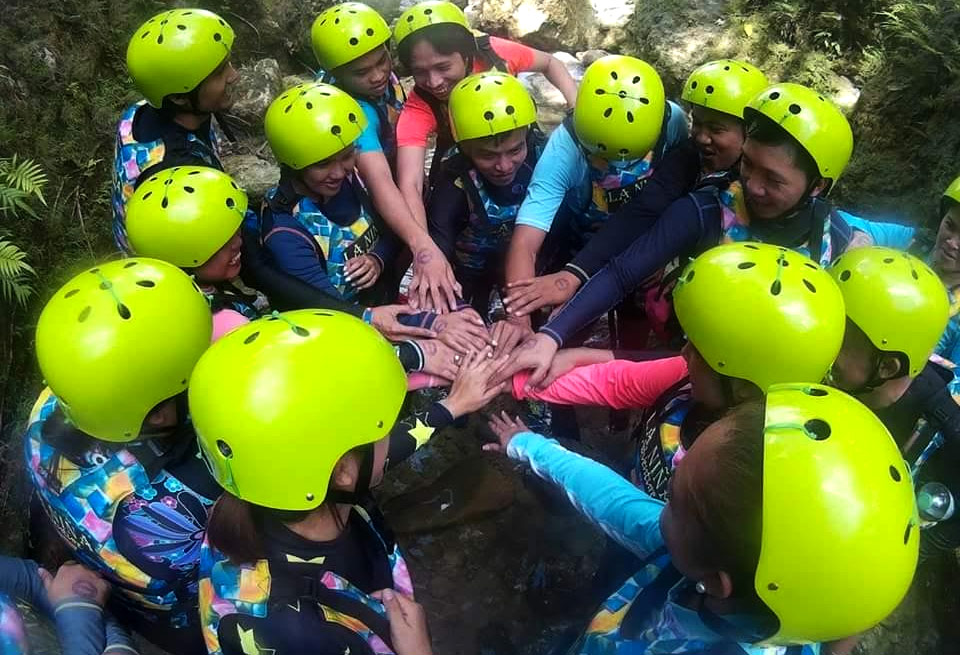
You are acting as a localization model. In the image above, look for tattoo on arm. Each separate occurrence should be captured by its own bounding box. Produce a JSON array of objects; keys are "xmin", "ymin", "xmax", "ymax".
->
[{"xmin": 72, "ymin": 580, "xmax": 98, "ymax": 600}]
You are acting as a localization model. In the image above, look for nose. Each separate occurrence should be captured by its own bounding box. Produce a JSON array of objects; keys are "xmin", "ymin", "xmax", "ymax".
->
[
  {"xmin": 226, "ymin": 62, "xmax": 239, "ymax": 84},
  {"xmin": 427, "ymin": 71, "xmax": 445, "ymax": 90},
  {"xmin": 693, "ymin": 126, "xmax": 711, "ymax": 147}
]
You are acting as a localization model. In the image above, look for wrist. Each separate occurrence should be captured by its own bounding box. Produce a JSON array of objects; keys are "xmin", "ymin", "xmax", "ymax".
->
[
  {"xmin": 363, "ymin": 307, "xmax": 374, "ymax": 324},
  {"xmin": 439, "ymin": 396, "xmax": 464, "ymax": 420}
]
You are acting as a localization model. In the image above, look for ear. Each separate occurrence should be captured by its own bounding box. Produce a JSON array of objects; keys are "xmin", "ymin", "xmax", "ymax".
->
[
  {"xmin": 809, "ymin": 178, "xmax": 830, "ymax": 197},
  {"xmin": 731, "ymin": 379, "xmax": 763, "ymax": 404},
  {"xmin": 877, "ymin": 353, "xmax": 905, "ymax": 380},
  {"xmin": 166, "ymin": 93, "xmax": 191, "ymax": 109},
  {"xmin": 700, "ymin": 570, "xmax": 735, "ymax": 600},
  {"xmin": 330, "ymin": 453, "xmax": 359, "ymax": 492}
]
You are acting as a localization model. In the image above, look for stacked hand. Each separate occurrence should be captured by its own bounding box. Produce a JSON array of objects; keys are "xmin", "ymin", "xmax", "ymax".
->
[
  {"xmin": 434, "ymin": 308, "xmax": 491, "ymax": 353},
  {"xmin": 440, "ymin": 348, "xmax": 508, "ymax": 418},
  {"xmin": 42, "ymin": 561, "xmax": 109, "ymax": 607},
  {"xmin": 408, "ymin": 244, "xmax": 462, "ymax": 314},
  {"xmin": 484, "ymin": 412, "xmax": 530, "ymax": 453},
  {"xmin": 503, "ymin": 271, "xmax": 580, "ymax": 318},
  {"xmin": 345, "ymin": 254, "xmax": 383, "ymax": 290}
]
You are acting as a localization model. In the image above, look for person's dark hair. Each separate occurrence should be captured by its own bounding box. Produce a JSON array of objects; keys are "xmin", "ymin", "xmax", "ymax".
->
[
  {"xmin": 940, "ymin": 196, "xmax": 959, "ymax": 222},
  {"xmin": 206, "ymin": 447, "xmax": 363, "ymax": 564},
  {"xmin": 744, "ymin": 111, "xmax": 821, "ymax": 188},
  {"xmin": 397, "ymin": 23, "xmax": 475, "ymax": 72},
  {"xmin": 688, "ymin": 400, "xmax": 766, "ymax": 598}
]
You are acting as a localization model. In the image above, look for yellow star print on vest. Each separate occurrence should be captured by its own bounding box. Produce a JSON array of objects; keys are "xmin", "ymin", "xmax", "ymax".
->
[
  {"xmin": 408, "ymin": 419, "xmax": 435, "ymax": 449},
  {"xmin": 238, "ymin": 625, "xmax": 276, "ymax": 655}
]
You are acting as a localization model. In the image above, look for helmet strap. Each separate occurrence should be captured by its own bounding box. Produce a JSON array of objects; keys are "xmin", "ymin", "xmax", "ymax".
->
[{"xmin": 326, "ymin": 442, "xmax": 376, "ymax": 506}]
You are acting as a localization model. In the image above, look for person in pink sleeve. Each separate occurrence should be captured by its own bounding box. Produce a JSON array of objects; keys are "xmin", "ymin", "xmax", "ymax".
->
[{"xmin": 502, "ymin": 242, "xmax": 847, "ymax": 500}]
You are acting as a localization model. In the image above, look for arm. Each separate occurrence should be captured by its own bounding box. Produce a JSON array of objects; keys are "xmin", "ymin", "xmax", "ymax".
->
[
  {"xmin": 566, "ymin": 139, "xmax": 701, "ymax": 281},
  {"xmin": 838, "ymin": 211, "xmax": 916, "ymax": 250},
  {"xmin": 357, "ymin": 151, "xmax": 436, "ymax": 252},
  {"xmin": 395, "ymin": 94, "xmax": 438, "ymax": 229},
  {"xmin": 426, "ymin": 172, "xmax": 470, "ymax": 262},
  {"xmin": 527, "ymin": 50, "xmax": 578, "ymax": 107},
  {"xmin": 262, "ymin": 227, "xmax": 341, "ymax": 297},
  {"xmin": 505, "ymin": 225, "xmax": 549, "ymax": 293},
  {"xmin": 513, "ymin": 356, "xmax": 688, "ymax": 409},
  {"xmin": 508, "ymin": 432, "xmax": 666, "ymax": 557},
  {"xmin": 542, "ymin": 195, "xmax": 704, "ymax": 346}
]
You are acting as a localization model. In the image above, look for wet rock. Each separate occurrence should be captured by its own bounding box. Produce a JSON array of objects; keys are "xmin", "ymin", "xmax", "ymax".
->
[
  {"xmin": 577, "ymin": 49, "xmax": 612, "ymax": 68},
  {"xmin": 830, "ymin": 73, "xmax": 862, "ymax": 112},
  {"xmin": 229, "ymin": 58, "xmax": 282, "ymax": 133},
  {"xmin": 519, "ymin": 51, "xmax": 582, "ymax": 132},
  {"xmin": 220, "ymin": 153, "xmax": 280, "ymax": 206},
  {"xmin": 465, "ymin": 0, "xmax": 603, "ymax": 52},
  {"xmin": 281, "ymin": 74, "xmax": 314, "ymax": 90}
]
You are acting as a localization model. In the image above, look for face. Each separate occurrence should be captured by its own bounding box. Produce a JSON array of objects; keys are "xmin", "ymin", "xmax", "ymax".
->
[
  {"xmin": 740, "ymin": 139, "xmax": 819, "ymax": 221},
  {"xmin": 932, "ymin": 206, "xmax": 960, "ymax": 276},
  {"xmin": 192, "ymin": 58, "xmax": 240, "ymax": 113},
  {"xmin": 195, "ymin": 230, "xmax": 242, "ymax": 283},
  {"xmin": 682, "ymin": 341, "xmax": 729, "ymax": 411},
  {"xmin": 141, "ymin": 398, "xmax": 179, "ymax": 437},
  {"xmin": 690, "ymin": 106, "xmax": 745, "ymax": 174},
  {"xmin": 301, "ymin": 146, "xmax": 357, "ymax": 198},
  {"xmin": 463, "ymin": 129, "xmax": 528, "ymax": 186},
  {"xmin": 409, "ymin": 40, "xmax": 468, "ymax": 101},
  {"xmin": 659, "ymin": 416, "xmax": 732, "ymax": 584},
  {"xmin": 829, "ymin": 320, "xmax": 878, "ymax": 393},
  {"xmin": 336, "ymin": 46, "xmax": 393, "ymax": 99}
]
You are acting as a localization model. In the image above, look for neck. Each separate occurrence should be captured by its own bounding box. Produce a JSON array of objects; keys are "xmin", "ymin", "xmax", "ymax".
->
[
  {"xmin": 936, "ymin": 268, "xmax": 960, "ymax": 289},
  {"xmin": 857, "ymin": 375, "xmax": 913, "ymax": 411},
  {"xmin": 172, "ymin": 110, "xmax": 209, "ymax": 132},
  {"xmin": 286, "ymin": 503, "xmax": 351, "ymax": 542}
]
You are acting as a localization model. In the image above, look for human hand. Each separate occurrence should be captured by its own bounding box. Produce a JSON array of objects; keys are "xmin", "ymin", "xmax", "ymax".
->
[
  {"xmin": 408, "ymin": 244, "xmax": 461, "ymax": 314},
  {"xmin": 483, "ymin": 411, "xmax": 530, "ymax": 453},
  {"xmin": 44, "ymin": 561, "xmax": 109, "ymax": 607},
  {"xmin": 491, "ymin": 332, "xmax": 560, "ymax": 389},
  {"xmin": 440, "ymin": 348, "xmax": 508, "ymax": 418},
  {"xmin": 503, "ymin": 271, "xmax": 580, "ymax": 318},
  {"xmin": 434, "ymin": 308, "xmax": 491, "ymax": 353},
  {"xmin": 369, "ymin": 304, "xmax": 438, "ymax": 341},
  {"xmin": 372, "ymin": 589, "xmax": 434, "ymax": 655},
  {"xmin": 345, "ymin": 254, "xmax": 383, "ymax": 290},
  {"xmin": 490, "ymin": 316, "xmax": 533, "ymax": 358},
  {"xmin": 417, "ymin": 339, "xmax": 460, "ymax": 381}
]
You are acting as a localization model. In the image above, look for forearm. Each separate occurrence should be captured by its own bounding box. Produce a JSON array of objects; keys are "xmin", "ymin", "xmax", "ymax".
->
[
  {"xmin": 505, "ymin": 227, "xmax": 547, "ymax": 286},
  {"xmin": 362, "ymin": 156, "xmax": 434, "ymax": 249},
  {"xmin": 544, "ymin": 56, "xmax": 578, "ymax": 107}
]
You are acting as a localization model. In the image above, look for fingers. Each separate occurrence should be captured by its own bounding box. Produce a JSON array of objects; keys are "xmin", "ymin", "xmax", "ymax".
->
[
  {"xmin": 440, "ymin": 280, "xmax": 460, "ymax": 314},
  {"xmin": 413, "ymin": 274, "xmax": 428, "ymax": 311},
  {"xmin": 526, "ymin": 360, "xmax": 551, "ymax": 390},
  {"xmin": 504, "ymin": 290, "xmax": 548, "ymax": 318},
  {"xmin": 482, "ymin": 443, "xmax": 504, "ymax": 453},
  {"xmin": 387, "ymin": 325, "xmax": 438, "ymax": 340},
  {"xmin": 505, "ymin": 278, "xmax": 537, "ymax": 290}
]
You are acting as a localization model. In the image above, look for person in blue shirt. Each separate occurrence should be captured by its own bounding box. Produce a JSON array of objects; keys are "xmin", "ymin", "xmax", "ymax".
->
[
  {"xmin": 932, "ymin": 176, "xmax": 960, "ymax": 364},
  {"xmin": 311, "ymin": 2, "xmax": 463, "ymax": 313},
  {"xmin": 500, "ymin": 55, "xmax": 687, "ymax": 325},
  {"xmin": 479, "ymin": 383, "xmax": 916, "ymax": 654}
]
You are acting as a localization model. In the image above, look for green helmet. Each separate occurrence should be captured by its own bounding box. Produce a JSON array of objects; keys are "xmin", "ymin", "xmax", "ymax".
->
[
  {"xmin": 126, "ymin": 167, "xmax": 247, "ymax": 268},
  {"xmin": 449, "ymin": 72, "xmax": 537, "ymax": 143},
  {"xmin": 673, "ymin": 242, "xmax": 846, "ymax": 392},
  {"xmin": 745, "ymin": 83, "xmax": 853, "ymax": 183},
  {"xmin": 127, "ymin": 9, "xmax": 235, "ymax": 108},
  {"xmin": 573, "ymin": 55, "xmax": 666, "ymax": 161},
  {"xmin": 265, "ymin": 82, "xmax": 367, "ymax": 170},
  {"xmin": 681, "ymin": 59, "xmax": 768, "ymax": 119},
  {"xmin": 943, "ymin": 174, "xmax": 960, "ymax": 215},
  {"xmin": 312, "ymin": 3, "xmax": 392, "ymax": 71},
  {"xmin": 189, "ymin": 310, "xmax": 407, "ymax": 510},
  {"xmin": 759, "ymin": 383, "xmax": 917, "ymax": 643},
  {"xmin": 829, "ymin": 247, "xmax": 949, "ymax": 378},
  {"xmin": 36, "ymin": 259, "xmax": 212, "ymax": 442},
  {"xmin": 394, "ymin": 0, "xmax": 471, "ymax": 47}
]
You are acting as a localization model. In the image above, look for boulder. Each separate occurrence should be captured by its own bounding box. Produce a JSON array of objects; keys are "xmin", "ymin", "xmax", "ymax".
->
[
  {"xmin": 221, "ymin": 152, "xmax": 280, "ymax": 206},
  {"xmin": 519, "ymin": 51, "xmax": 583, "ymax": 132},
  {"xmin": 229, "ymin": 58, "xmax": 283, "ymax": 133}
]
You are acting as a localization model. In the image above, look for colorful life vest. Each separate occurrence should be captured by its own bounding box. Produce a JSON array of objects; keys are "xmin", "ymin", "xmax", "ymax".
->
[
  {"xmin": 631, "ymin": 379, "xmax": 693, "ymax": 501},
  {"xmin": 262, "ymin": 177, "xmax": 381, "ymax": 301},
  {"xmin": 201, "ymin": 278, "xmax": 270, "ymax": 321},
  {"xmin": 111, "ymin": 101, "xmax": 223, "ymax": 253},
  {"xmin": 199, "ymin": 505, "xmax": 411, "ymax": 655},
  {"xmin": 322, "ymin": 71, "xmax": 407, "ymax": 169},
  {"xmin": 24, "ymin": 389, "xmax": 218, "ymax": 628}
]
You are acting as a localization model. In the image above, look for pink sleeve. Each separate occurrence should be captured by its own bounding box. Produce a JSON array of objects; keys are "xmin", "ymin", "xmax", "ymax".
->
[
  {"xmin": 396, "ymin": 90, "xmax": 438, "ymax": 148},
  {"xmin": 212, "ymin": 309, "xmax": 250, "ymax": 342},
  {"xmin": 488, "ymin": 36, "xmax": 537, "ymax": 74},
  {"xmin": 512, "ymin": 356, "xmax": 688, "ymax": 409}
]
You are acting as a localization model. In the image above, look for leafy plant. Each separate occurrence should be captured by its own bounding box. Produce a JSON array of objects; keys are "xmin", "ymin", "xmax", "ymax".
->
[
  {"xmin": 0, "ymin": 156, "xmax": 46, "ymax": 306},
  {"xmin": 0, "ymin": 240, "xmax": 34, "ymax": 307}
]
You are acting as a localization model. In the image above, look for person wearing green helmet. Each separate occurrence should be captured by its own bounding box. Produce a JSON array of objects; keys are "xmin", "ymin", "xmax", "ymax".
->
[
  {"xmin": 259, "ymin": 81, "xmax": 493, "ymax": 360},
  {"xmin": 190, "ymin": 311, "xmax": 505, "ymax": 655},
  {"xmin": 424, "ymin": 72, "xmax": 546, "ymax": 322},
  {"xmin": 312, "ymin": 3, "xmax": 464, "ymax": 316},
  {"xmin": 394, "ymin": 1, "xmax": 578, "ymax": 234},
  {"xmin": 114, "ymin": 8, "xmax": 239, "ymax": 254},
  {"xmin": 465, "ymin": 383, "xmax": 918, "ymax": 653},
  {"xmin": 499, "ymin": 55, "xmax": 689, "ymax": 349},
  {"xmin": 24, "ymin": 259, "xmax": 219, "ymax": 654},
  {"xmin": 930, "ymin": 175, "xmax": 960, "ymax": 366},
  {"xmin": 827, "ymin": 247, "xmax": 960, "ymax": 558}
]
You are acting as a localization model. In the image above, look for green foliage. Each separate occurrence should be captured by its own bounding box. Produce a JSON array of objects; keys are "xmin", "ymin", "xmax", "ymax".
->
[
  {"xmin": 0, "ymin": 240, "xmax": 35, "ymax": 307},
  {"xmin": 0, "ymin": 156, "xmax": 47, "ymax": 219}
]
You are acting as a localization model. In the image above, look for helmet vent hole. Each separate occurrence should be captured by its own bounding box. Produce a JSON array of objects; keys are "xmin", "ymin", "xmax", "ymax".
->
[
  {"xmin": 686, "ymin": 270, "xmax": 695, "ymax": 282},
  {"xmin": 349, "ymin": 112, "xmax": 358, "ymax": 122},
  {"xmin": 424, "ymin": 7, "xmax": 433, "ymax": 14},
  {"xmin": 475, "ymin": 84, "xmax": 482, "ymax": 91},
  {"xmin": 180, "ymin": 378, "xmax": 187, "ymax": 385},
  {"xmin": 626, "ymin": 111, "xmax": 634, "ymax": 123},
  {"xmin": 743, "ymin": 244, "xmax": 759, "ymax": 250},
  {"xmin": 407, "ymin": 15, "xmax": 414, "ymax": 21},
  {"xmin": 883, "ymin": 257, "xmax": 894, "ymax": 263},
  {"xmin": 839, "ymin": 270, "xmax": 851, "ymax": 281},
  {"xmin": 243, "ymin": 331, "xmax": 260, "ymax": 344},
  {"xmin": 230, "ymin": 181, "xmax": 238, "ymax": 189},
  {"xmin": 78, "ymin": 306, "xmax": 91, "ymax": 322},
  {"xmin": 691, "ymin": 81, "xmax": 698, "ymax": 89},
  {"xmin": 632, "ymin": 76, "xmax": 640, "ymax": 84},
  {"xmin": 217, "ymin": 440, "xmax": 233, "ymax": 458},
  {"xmin": 619, "ymin": 148, "xmax": 629, "ymax": 155},
  {"xmin": 292, "ymin": 326, "xmax": 310, "ymax": 337},
  {"xmin": 803, "ymin": 279, "xmax": 816, "ymax": 293},
  {"xmin": 767, "ymin": 582, "xmax": 779, "ymax": 591},
  {"xmin": 597, "ymin": 143, "xmax": 606, "ymax": 150},
  {"xmin": 89, "ymin": 268, "xmax": 100, "ymax": 274},
  {"xmin": 213, "ymin": 33, "xmax": 222, "ymax": 42},
  {"xmin": 770, "ymin": 280, "xmax": 782, "ymax": 296},
  {"xmin": 724, "ymin": 65, "xmax": 730, "ymax": 70},
  {"xmin": 889, "ymin": 465, "xmax": 902, "ymax": 482},
  {"xmin": 610, "ymin": 71, "xmax": 618, "ymax": 80},
  {"xmin": 313, "ymin": 311, "xmax": 333, "ymax": 316},
  {"xmin": 124, "ymin": 261, "xmax": 138, "ymax": 268},
  {"xmin": 804, "ymin": 387, "xmax": 828, "ymax": 397},
  {"xmin": 65, "ymin": 289, "xmax": 79, "ymax": 298},
  {"xmin": 189, "ymin": 170, "xmax": 202, "ymax": 176},
  {"xmin": 737, "ymin": 262, "xmax": 755, "ymax": 270},
  {"xmin": 349, "ymin": 37, "xmax": 358, "ymax": 45},
  {"xmin": 638, "ymin": 97, "xmax": 649, "ymax": 105},
  {"xmin": 284, "ymin": 104, "xmax": 292, "ymax": 114},
  {"xmin": 177, "ymin": 24, "xmax": 186, "ymax": 30},
  {"xmin": 484, "ymin": 111, "xmax": 495, "ymax": 120},
  {"xmin": 788, "ymin": 103, "xmax": 801, "ymax": 115},
  {"xmin": 705, "ymin": 85, "xmax": 714, "ymax": 94},
  {"xmin": 769, "ymin": 91, "xmax": 780, "ymax": 100},
  {"xmin": 618, "ymin": 90, "xmax": 627, "ymax": 98},
  {"xmin": 136, "ymin": 280, "xmax": 156, "ymax": 288},
  {"xmin": 594, "ymin": 88, "xmax": 604, "ymax": 95},
  {"xmin": 117, "ymin": 303, "xmax": 132, "ymax": 320},
  {"xmin": 804, "ymin": 262, "xmax": 818, "ymax": 270},
  {"xmin": 306, "ymin": 102, "xmax": 313, "ymax": 110},
  {"xmin": 183, "ymin": 186, "xmax": 194, "ymax": 193},
  {"xmin": 506, "ymin": 105, "xmax": 515, "ymax": 115},
  {"xmin": 911, "ymin": 269, "xmax": 919, "ymax": 280},
  {"xmin": 903, "ymin": 522, "xmax": 912, "ymax": 545},
  {"xmin": 377, "ymin": 420, "xmax": 384, "ymax": 428},
  {"xmin": 157, "ymin": 35, "xmax": 164, "ymax": 45},
  {"xmin": 161, "ymin": 197, "xmax": 169, "ymax": 209},
  {"xmin": 99, "ymin": 280, "xmax": 112, "ymax": 290},
  {"xmin": 804, "ymin": 419, "xmax": 831, "ymax": 440},
  {"xmin": 716, "ymin": 360, "xmax": 725, "ymax": 368},
  {"xmin": 366, "ymin": 28, "xmax": 374, "ymax": 36},
  {"xmin": 603, "ymin": 108, "xmax": 612, "ymax": 118},
  {"xmin": 226, "ymin": 198, "xmax": 236, "ymax": 209},
  {"xmin": 141, "ymin": 31, "xmax": 150, "ymax": 39}
]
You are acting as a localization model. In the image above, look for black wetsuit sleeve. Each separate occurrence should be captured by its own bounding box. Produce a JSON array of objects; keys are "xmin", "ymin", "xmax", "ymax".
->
[
  {"xmin": 541, "ymin": 196, "xmax": 704, "ymax": 347},
  {"xmin": 239, "ymin": 225, "xmax": 364, "ymax": 317},
  {"xmin": 426, "ymin": 173, "xmax": 470, "ymax": 262},
  {"xmin": 386, "ymin": 403, "xmax": 455, "ymax": 469},
  {"xmin": 565, "ymin": 139, "xmax": 701, "ymax": 282}
]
